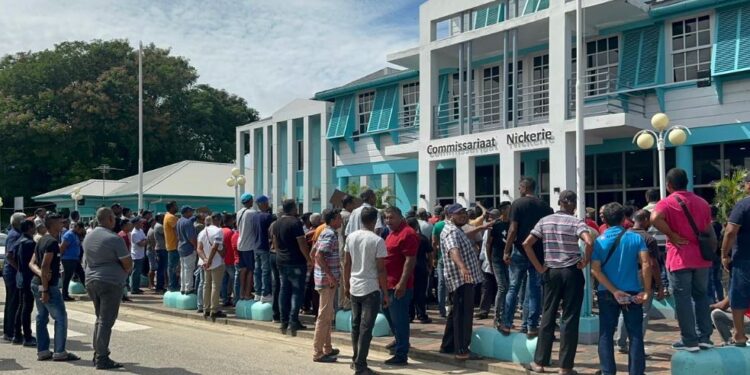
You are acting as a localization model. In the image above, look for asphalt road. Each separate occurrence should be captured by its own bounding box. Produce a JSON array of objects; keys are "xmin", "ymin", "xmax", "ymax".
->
[{"xmin": 0, "ymin": 288, "xmax": 492, "ymax": 375}]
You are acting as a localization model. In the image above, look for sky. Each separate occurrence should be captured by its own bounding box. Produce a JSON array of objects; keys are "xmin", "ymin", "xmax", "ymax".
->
[{"xmin": 0, "ymin": 0, "xmax": 422, "ymax": 116}]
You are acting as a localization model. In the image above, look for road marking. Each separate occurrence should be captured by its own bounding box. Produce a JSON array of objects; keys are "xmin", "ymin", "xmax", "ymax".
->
[
  {"xmin": 66, "ymin": 310, "xmax": 151, "ymax": 332},
  {"xmin": 48, "ymin": 326, "xmax": 85, "ymax": 338}
]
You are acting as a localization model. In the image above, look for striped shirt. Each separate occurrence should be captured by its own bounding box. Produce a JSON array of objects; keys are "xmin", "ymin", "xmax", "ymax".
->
[
  {"xmin": 530, "ymin": 212, "xmax": 589, "ymax": 268},
  {"xmin": 440, "ymin": 220, "xmax": 484, "ymax": 293},
  {"xmin": 313, "ymin": 227, "xmax": 340, "ymax": 289}
]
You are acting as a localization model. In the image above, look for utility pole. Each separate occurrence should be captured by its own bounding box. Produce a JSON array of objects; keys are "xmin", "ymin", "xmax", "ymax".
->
[{"xmin": 93, "ymin": 164, "xmax": 123, "ymax": 207}]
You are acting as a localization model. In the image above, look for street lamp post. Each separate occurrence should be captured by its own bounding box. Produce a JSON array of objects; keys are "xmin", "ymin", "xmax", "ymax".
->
[
  {"xmin": 226, "ymin": 167, "xmax": 246, "ymax": 211},
  {"xmin": 633, "ymin": 113, "xmax": 691, "ymax": 199},
  {"xmin": 70, "ymin": 187, "xmax": 83, "ymax": 212}
]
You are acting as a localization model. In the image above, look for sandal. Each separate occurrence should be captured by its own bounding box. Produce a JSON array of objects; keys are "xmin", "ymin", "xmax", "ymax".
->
[
  {"xmin": 523, "ymin": 362, "xmax": 545, "ymax": 373},
  {"xmin": 732, "ymin": 336, "xmax": 748, "ymax": 347}
]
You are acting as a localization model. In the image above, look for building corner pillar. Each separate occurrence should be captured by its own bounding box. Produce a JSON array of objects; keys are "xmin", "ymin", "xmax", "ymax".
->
[{"xmin": 675, "ymin": 145, "xmax": 694, "ymax": 191}]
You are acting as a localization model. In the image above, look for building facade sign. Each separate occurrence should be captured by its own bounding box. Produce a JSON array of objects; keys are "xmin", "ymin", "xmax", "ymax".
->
[
  {"xmin": 426, "ymin": 137, "xmax": 498, "ymax": 157},
  {"xmin": 506, "ymin": 129, "xmax": 554, "ymax": 146}
]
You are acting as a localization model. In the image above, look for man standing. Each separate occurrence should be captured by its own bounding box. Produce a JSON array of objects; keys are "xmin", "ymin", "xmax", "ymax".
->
[
  {"xmin": 61, "ymin": 222, "xmax": 86, "ymax": 301},
  {"xmin": 522, "ymin": 190, "xmax": 593, "ymax": 375},
  {"xmin": 3, "ymin": 212, "xmax": 26, "ymax": 342},
  {"xmin": 337, "ymin": 195, "xmax": 356, "ymax": 311},
  {"xmin": 83, "ymin": 207, "xmax": 132, "ymax": 369},
  {"xmin": 14, "ymin": 220, "xmax": 37, "ymax": 347},
  {"xmin": 29, "ymin": 213, "xmax": 80, "ymax": 362},
  {"xmin": 651, "ymin": 168, "xmax": 713, "ymax": 351},
  {"xmin": 719, "ymin": 173, "xmax": 750, "ymax": 346},
  {"xmin": 591, "ymin": 202, "xmax": 652, "ymax": 375},
  {"xmin": 152, "ymin": 214, "xmax": 167, "ymax": 292},
  {"xmin": 344, "ymin": 207, "xmax": 390, "ymax": 375},
  {"xmin": 129, "ymin": 217, "xmax": 147, "ymax": 295},
  {"xmin": 486, "ymin": 202, "xmax": 511, "ymax": 331},
  {"xmin": 382, "ymin": 206, "xmax": 418, "ymax": 365},
  {"xmin": 177, "ymin": 206, "xmax": 198, "ymax": 294},
  {"xmin": 345, "ymin": 189, "xmax": 384, "ymax": 237},
  {"xmin": 220, "ymin": 213, "xmax": 237, "ymax": 306},
  {"xmin": 250, "ymin": 195, "xmax": 273, "ymax": 303},
  {"xmin": 501, "ymin": 177, "xmax": 553, "ymax": 337},
  {"xmin": 163, "ymin": 201, "xmax": 180, "ymax": 292},
  {"xmin": 439, "ymin": 204, "xmax": 484, "ymax": 360},
  {"xmin": 643, "ymin": 188, "xmax": 660, "ymax": 212},
  {"xmin": 312, "ymin": 209, "xmax": 342, "ymax": 363},
  {"xmin": 197, "ymin": 213, "xmax": 226, "ymax": 320},
  {"xmin": 272, "ymin": 199, "xmax": 313, "ymax": 336},
  {"xmin": 236, "ymin": 193, "xmax": 256, "ymax": 300},
  {"xmin": 407, "ymin": 217, "xmax": 433, "ymax": 324},
  {"xmin": 432, "ymin": 207, "xmax": 448, "ymax": 317}
]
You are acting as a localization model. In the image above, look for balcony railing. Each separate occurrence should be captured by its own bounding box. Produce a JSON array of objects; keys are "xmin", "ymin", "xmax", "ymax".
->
[
  {"xmin": 396, "ymin": 102, "xmax": 420, "ymax": 143},
  {"xmin": 435, "ymin": 0, "xmax": 549, "ymax": 41},
  {"xmin": 567, "ymin": 72, "xmax": 646, "ymax": 118}
]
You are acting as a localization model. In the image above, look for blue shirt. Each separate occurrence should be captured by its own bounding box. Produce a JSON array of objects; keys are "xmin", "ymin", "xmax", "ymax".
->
[
  {"xmin": 3, "ymin": 228, "xmax": 22, "ymax": 274},
  {"xmin": 61, "ymin": 230, "xmax": 81, "ymax": 260},
  {"xmin": 593, "ymin": 226, "xmax": 648, "ymax": 292},
  {"xmin": 729, "ymin": 196, "xmax": 750, "ymax": 262},
  {"xmin": 247, "ymin": 211, "xmax": 273, "ymax": 253},
  {"xmin": 177, "ymin": 217, "xmax": 197, "ymax": 257}
]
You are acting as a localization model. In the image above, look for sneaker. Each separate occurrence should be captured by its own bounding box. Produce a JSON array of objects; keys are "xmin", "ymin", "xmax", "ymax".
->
[
  {"xmin": 254, "ymin": 295, "xmax": 261, "ymax": 301},
  {"xmin": 3, "ymin": 334, "xmax": 13, "ymax": 342},
  {"xmin": 260, "ymin": 295, "xmax": 273, "ymax": 303},
  {"xmin": 674, "ymin": 344, "xmax": 700, "ymax": 352},
  {"xmin": 618, "ymin": 346, "xmax": 629, "ymax": 354},
  {"xmin": 63, "ymin": 296, "xmax": 75, "ymax": 302},
  {"xmin": 418, "ymin": 317, "xmax": 433, "ymax": 324},
  {"xmin": 326, "ymin": 348, "xmax": 340, "ymax": 356},
  {"xmin": 11, "ymin": 337, "xmax": 23, "ymax": 345},
  {"xmin": 384, "ymin": 355, "xmax": 408, "ymax": 366},
  {"xmin": 474, "ymin": 312, "xmax": 488, "ymax": 320},
  {"xmin": 23, "ymin": 337, "xmax": 37, "ymax": 347},
  {"xmin": 280, "ymin": 323, "xmax": 288, "ymax": 335},
  {"xmin": 197, "ymin": 308, "xmax": 204, "ymax": 314},
  {"xmin": 96, "ymin": 357, "xmax": 124, "ymax": 370},
  {"xmin": 699, "ymin": 341, "xmax": 714, "ymax": 350},
  {"xmin": 52, "ymin": 351, "xmax": 80, "ymax": 361},
  {"xmin": 213, "ymin": 311, "xmax": 227, "ymax": 318},
  {"xmin": 37, "ymin": 351, "xmax": 53, "ymax": 361},
  {"xmin": 671, "ymin": 340, "xmax": 685, "ymax": 349},
  {"xmin": 313, "ymin": 354, "xmax": 337, "ymax": 363},
  {"xmin": 290, "ymin": 323, "xmax": 305, "ymax": 337}
]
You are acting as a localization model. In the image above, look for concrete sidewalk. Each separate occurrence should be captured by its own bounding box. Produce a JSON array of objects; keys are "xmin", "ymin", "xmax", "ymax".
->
[{"xmin": 76, "ymin": 291, "xmax": 693, "ymax": 375}]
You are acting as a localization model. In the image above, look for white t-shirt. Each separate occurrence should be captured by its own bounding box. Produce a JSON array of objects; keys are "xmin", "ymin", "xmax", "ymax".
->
[
  {"xmin": 130, "ymin": 228, "xmax": 147, "ymax": 260},
  {"xmin": 198, "ymin": 225, "xmax": 224, "ymax": 270},
  {"xmin": 345, "ymin": 229, "xmax": 387, "ymax": 297},
  {"xmin": 236, "ymin": 207, "xmax": 253, "ymax": 252},
  {"xmin": 344, "ymin": 203, "xmax": 384, "ymax": 236}
]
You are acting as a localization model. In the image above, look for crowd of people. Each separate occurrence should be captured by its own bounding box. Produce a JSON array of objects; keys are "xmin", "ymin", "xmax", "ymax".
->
[{"xmin": 2, "ymin": 167, "xmax": 749, "ymax": 375}]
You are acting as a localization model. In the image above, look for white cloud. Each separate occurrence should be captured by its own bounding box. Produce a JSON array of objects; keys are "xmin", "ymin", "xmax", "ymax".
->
[{"xmin": 0, "ymin": 0, "xmax": 420, "ymax": 116}]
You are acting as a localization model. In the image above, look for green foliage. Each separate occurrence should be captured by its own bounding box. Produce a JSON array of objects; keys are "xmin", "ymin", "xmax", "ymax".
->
[
  {"xmin": 343, "ymin": 183, "xmax": 397, "ymax": 209},
  {"xmin": 0, "ymin": 40, "xmax": 259, "ymax": 204},
  {"xmin": 713, "ymin": 169, "xmax": 749, "ymax": 224}
]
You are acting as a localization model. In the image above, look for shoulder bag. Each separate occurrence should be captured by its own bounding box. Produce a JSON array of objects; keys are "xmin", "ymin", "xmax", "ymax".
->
[{"xmin": 673, "ymin": 196, "xmax": 718, "ymax": 262}]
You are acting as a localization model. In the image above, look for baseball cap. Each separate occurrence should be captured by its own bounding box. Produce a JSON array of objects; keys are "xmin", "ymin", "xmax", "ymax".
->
[
  {"xmin": 240, "ymin": 193, "xmax": 253, "ymax": 204},
  {"xmin": 255, "ymin": 195, "xmax": 269, "ymax": 204},
  {"xmin": 181, "ymin": 205, "xmax": 195, "ymax": 214},
  {"xmin": 559, "ymin": 190, "xmax": 578, "ymax": 204},
  {"xmin": 445, "ymin": 203, "xmax": 466, "ymax": 215}
]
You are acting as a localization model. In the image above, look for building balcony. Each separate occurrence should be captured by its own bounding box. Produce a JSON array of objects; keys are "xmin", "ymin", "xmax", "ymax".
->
[{"xmin": 566, "ymin": 72, "xmax": 646, "ymax": 119}]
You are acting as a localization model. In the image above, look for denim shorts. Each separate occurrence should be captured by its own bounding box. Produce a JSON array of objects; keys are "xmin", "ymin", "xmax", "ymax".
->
[
  {"xmin": 730, "ymin": 261, "xmax": 750, "ymax": 309},
  {"xmin": 147, "ymin": 249, "xmax": 158, "ymax": 270},
  {"xmin": 238, "ymin": 250, "xmax": 255, "ymax": 269}
]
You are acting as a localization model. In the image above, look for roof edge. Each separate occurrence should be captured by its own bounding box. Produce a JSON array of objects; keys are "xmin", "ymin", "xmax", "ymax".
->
[{"xmin": 314, "ymin": 69, "xmax": 419, "ymax": 100}]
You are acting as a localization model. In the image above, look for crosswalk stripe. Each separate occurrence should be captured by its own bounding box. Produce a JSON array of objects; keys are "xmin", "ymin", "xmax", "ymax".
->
[
  {"xmin": 48, "ymin": 326, "xmax": 85, "ymax": 338},
  {"xmin": 66, "ymin": 310, "xmax": 151, "ymax": 332}
]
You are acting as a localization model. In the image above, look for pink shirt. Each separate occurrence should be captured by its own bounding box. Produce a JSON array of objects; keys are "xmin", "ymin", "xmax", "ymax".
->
[{"xmin": 654, "ymin": 191, "xmax": 712, "ymax": 272}]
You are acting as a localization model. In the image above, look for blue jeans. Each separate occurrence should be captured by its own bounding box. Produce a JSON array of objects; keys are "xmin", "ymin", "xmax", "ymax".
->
[
  {"xmin": 384, "ymin": 289, "xmax": 413, "ymax": 358},
  {"xmin": 254, "ymin": 252, "xmax": 272, "ymax": 296},
  {"xmin": 234, "ymin": 266, "xmax": 241, "ymax": 304},
  {"xmin": 167, "ymin": 251, "xmax": 180, "ymax": 291},
  {"xmin": 503, "ymin": 249, "xmax": 541, "ymax": 330},
  {"xmin": 196, "ymin": 268, "xmax": 204, "ymax": 309},
  {"xmin": 491, "ymin": 256, "xmax": 509, "ymax": 326},
  {"xmin": 156, "ymin": 249, "xmax": 168, "ymax": 290},
  {"xmin": 31, "ymin": 279, "xmax": 67, "ymax": 354},
  {"xmin": 598, "ymin": 291, "xmax": 645, "ymax": 375},
  {"xmin": 279, "ymin": 264, "xmax": 307, "ymax": 326},
  {"xmin": 436, "ymin": 261, "xmax": 447, "ymax": 317},
  {"xmin": 130, "ymin": 258, "xmax": 144, "ymax": 292},
  {"xmin": 221, "ymin": 264, "xmax": 236, "ymax": 303},
  {"xmin": 668, "ymin": 268, "xmax": 713, "ymax": 347},
  {"xmin": 707, "ymin": 261, "xmax": 725, "ymax": 303}
]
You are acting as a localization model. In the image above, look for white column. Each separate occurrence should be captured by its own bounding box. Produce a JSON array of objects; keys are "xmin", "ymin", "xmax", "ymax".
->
[
  {"xmin": 419, "ymin": 50, "xmax": 439, "ymax": 142},
  {"xmin": 500, "ymin": 151, "xmax": 521, "ymax": 201},
  {"xmin": 549, "ymin": 132, "xmax": 577, "ymax": 205},
  {"xmin": 319, "ymin": 108, "xmax": 331, "ymax": 209},
  {"xmin": 271, "ymin": 123, "xmax": 281, "ymax": 210},
  {"xmin": 262, "ymin": 125, "xmax": 271, "ymax": 196},
  {"xmin": 382, "ymin": 174, "xmax": 394, "ymax": 190},
  {"xmin": 302, "ymin": 116, "xmax": 312, "ymax": 211},
  {"xmin": 246, "ymin": 128, "xmax": 256, "ymax": 197},
  {"xmin": 418, "ymin": 156, "xmax": 436, "ymax": 209},
  {"xmin": 287, "ymin": 120, "xmax": 296, "ymax": 206},
  {"xmin": 235, "ymin": 128, "xmax": 247, "ymax": 210},
  {"xmin": 359, "ymin": 176, "xmax": 369, "ymax": 188},
  {"xmin": 547, "ymin": 2, "xmax": 572, "ymax": 122},
  {"xmin": 455, "ymin": 155, "xmax": 475, "ymax": 206}
]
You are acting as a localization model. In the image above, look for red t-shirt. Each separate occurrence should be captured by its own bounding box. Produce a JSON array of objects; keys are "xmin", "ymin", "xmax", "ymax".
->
[
  {"xmin": 118, "ymin": 230, "xmax": 131, "ymax": 250},
  {"xmin": 585, "ymin": 219, "xmax": 599, "ymax": 234},
  {"xmin": 222, "ymin": 227, "xmax": 237, "ymax": 265},
  {"xmin": 654, "ymin": 191, "xmax": 712, "ymax": 272},
  {"xmin": 598, "ymin": 223, "xmax": 609, "ymax": 234},
  {"xmin": 231, "ymin": 231, "xmax": 240, "ymax": 265},
  {"xmin": 428, "ymin": 217, "xmax": 439, "ymax": 225},
  {"xmin": 623, "ymin": 218, "xmax": 634, "ymax": 229},
  {"xmin": 384, "ymin": 222, "xmax": 419, "ymax": 289}
]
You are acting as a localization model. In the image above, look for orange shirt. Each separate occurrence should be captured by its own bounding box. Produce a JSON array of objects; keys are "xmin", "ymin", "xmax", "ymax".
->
[{"xmin": 164, "ymin": 212, "xmax": 178, "ymax": 250}]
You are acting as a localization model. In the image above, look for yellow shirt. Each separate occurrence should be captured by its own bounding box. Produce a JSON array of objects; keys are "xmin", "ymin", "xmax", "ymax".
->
[
  {"xmin": 164, "ymin": 212, "xmax": 178, "ymax": 250},
  {"xmin": 312, "ymin": 224, "xmax": 327, "ymax": 244}
]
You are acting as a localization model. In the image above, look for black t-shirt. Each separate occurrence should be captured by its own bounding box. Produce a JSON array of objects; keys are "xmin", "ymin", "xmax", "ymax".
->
[
  {"xmin": 490, "ymin": 221, "xmax": 510, "ymax": 257},
  {"xmin": 272, "ymin": 216, "xmax": 307, "ymax": 266},
  {"xmin": 35, "ymin": 234, "xmax": 61, "ymax": 285},
  {"xmin": 17, "ymin": 236, "xmax": 36, "ymax": 287},
  {"xmin": 510, "ymin": 196, "xmax": 553, "ymax": 258},
  {"xmin": 729, "ymin": 197, "xmax": 750, "ymax": 262},
  {"xmin": 415, "ymin": 233, "xmax": 433, "ymax": 270}
]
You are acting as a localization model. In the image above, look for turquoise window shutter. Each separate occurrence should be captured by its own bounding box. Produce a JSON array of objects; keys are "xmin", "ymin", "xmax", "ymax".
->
[
  {"xmin": 326, "ymin": 95, "xmax": 355, "ymax": 139},
  {"xmin": 367, "ymin": 85, "xmax": 398, "ymax": 133},
  {"xmin": 617, "ymin": 25, "xmax": 660, "ymax": 89},
  {"xmin": 474, "ymin": 7, "xmax": 488, "ymax": 29},
  {"xmin": 486, "ymin": 5, "xmax": 499, "ymax": 27},
  {"xmin": 436, "ymin": 74, "xmax": 450, "ymax": 126},
  {"xmin": 714, "ymin": 4, "xmax": 750, "ymax": 75}
]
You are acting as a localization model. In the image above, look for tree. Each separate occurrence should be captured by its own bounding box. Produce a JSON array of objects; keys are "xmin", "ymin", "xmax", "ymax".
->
[
  {"xmin": 713, "ymin": 169, "xmax": 748, "ymax": 224},
  {"xmin": 344, "ymin": 183, "xmax": 398, "ymax": 209},
  {"xmin": 0, "ymin": 40, "xmax": 259, "ymax": 204}
]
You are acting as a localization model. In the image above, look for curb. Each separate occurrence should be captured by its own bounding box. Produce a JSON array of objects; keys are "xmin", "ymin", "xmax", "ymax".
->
[{"xmin": 102, "ymin": 297, "xmax": 528, "ymax": 375}]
